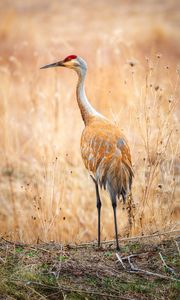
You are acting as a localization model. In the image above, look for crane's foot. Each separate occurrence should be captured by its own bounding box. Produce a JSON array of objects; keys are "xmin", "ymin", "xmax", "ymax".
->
[
  {"xmin": 96, "ymin": 246, "xmax": 103, "ymax": 252},
  {"xmin": 116, "ymin": 245, "xmax": 120, "ymax": 251}
]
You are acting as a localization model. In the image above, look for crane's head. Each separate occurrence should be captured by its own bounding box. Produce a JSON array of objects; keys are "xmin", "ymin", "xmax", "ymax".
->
[{"xmin": 40, "ymin": 55, "xmax": 87, "ymax": 74}]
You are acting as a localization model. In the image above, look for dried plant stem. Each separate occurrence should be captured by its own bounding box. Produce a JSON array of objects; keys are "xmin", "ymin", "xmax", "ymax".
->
[
  {"xmin": 159, "ymin": 252, "xmax": 177, "ymax": 276},
  {"xmin": 174, "ymin": 240, "xmax": 180, "ymax": 256},
  {"xmin": 116, "ymin": 254, "xmax": 179, "ymax": 282},
  {"xmin": 5, "ymin": 158, "xmax": 19, "ymax": 235},
  {"xmin": 9, "ymin": 280, "xmax": 134, "ymax": 300}
]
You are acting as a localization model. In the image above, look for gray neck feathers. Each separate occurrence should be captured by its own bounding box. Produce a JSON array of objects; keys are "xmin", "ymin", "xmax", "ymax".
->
[{"xmin": 76, "ymin": 67, "xmax": 104, "ymax": 125}]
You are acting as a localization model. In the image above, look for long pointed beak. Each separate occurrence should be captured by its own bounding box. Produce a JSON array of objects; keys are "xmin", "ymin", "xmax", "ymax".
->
[{"xmin": 40, "ymin": 60, "xmax": 64, "ymax": 69}]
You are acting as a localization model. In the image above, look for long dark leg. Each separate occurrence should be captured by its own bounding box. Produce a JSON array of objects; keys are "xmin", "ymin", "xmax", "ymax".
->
[
  {"xmin": 95, "ymin": 182, "xmax": 101, "ymax": 247},
  {"xmin": 91, "ymin": 176, "xmax": 101, "ymax": 247},
  {"xmin": 112, "ymin": 199, "xmax": 120, "ymax": 250}
]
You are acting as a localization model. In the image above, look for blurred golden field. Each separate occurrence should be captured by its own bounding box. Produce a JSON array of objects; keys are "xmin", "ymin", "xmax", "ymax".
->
[{"xmin": 0, "ymin": 0, "xmax": 179, "ymax": 244}]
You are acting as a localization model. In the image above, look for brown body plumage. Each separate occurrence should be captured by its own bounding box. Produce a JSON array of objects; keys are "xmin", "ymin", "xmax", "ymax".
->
[
  {"xmin": 81, "ymin": 117, "xmax": 133, "ymax": 202},
  {"xmin": 41, "ymin": 55, "xmax": 133, "ymax": 250}
]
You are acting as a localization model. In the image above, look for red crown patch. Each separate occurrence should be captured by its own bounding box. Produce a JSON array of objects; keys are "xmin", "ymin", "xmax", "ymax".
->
[{"xmin": 64, "ymin": 55, "xmax": 77, "ymax": 62}]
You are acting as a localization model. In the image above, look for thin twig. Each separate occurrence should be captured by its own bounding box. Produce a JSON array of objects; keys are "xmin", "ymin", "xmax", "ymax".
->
[
  {"xmin": 30, "ymin": 246, "xmax": 52, "ymax": 253},
  {"xmin": 116, "ymin": 254, "xmax": 180, "ymax": 282},
  {"xmin": 159, "ymin": 252, "xmax": 177, "ymax": 276},
  {"xmin": 174, "ymin": 240, "xmax": 180, "ymax": 256},
  {"xmin": 9, "ymin": 279, "xmax": 135, "ymax": 300},
  {"xmin": 24, "ymin": 284, "xmax": 47, "ymax": 300},
  {"xmin": 0, "ymin": 237, "xmax": 29, "ymax": 247},
  {"xmin": 0, "ymin": 256, "xmax": 5, "ymax": 263},
  {"xmin": 121, "ymin": 254, "xmax": 139, "ymax": 260},
  {"xmin": 128, "ymin": 266, "xmax": 179, "ymax": 281},
  {"xmin": 127, "ymin": 256, "xmax": 136, "ymax": 270},
  {"xmin": 116, "ymin": 253, "xmax": 126, "ymax": 269},
  {"xmin": 66, "ymin": 229, "xmax": 180, "ymax": 249}
]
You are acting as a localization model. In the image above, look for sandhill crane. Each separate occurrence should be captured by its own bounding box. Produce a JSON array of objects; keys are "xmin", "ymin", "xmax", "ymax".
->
[{"xmin": 41, "ymin": 55, "xmax": 133, "ymax": 250}]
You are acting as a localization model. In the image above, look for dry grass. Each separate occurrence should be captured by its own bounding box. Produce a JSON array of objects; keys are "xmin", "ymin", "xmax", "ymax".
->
[{"xmin": 0, "ymin": 0, "xmax": 179, "ymax": 244}]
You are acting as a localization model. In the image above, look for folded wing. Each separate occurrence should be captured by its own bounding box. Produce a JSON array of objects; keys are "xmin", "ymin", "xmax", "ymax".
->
[{"xmin": 81, "ymin": 119, "xmax": 133, "ymax": 202}]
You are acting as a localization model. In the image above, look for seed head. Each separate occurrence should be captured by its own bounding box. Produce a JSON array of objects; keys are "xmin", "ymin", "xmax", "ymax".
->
[
  {"xmin": 156, "ymin": 53, "xmax": 162, "ymax": 59},
  {"xmin": 155, "ymin": 85, "xmax": 159, "ymax": 91},
  {"xmin": 127, "ymin": 59, "xmax": 138, "ymax": 67}
]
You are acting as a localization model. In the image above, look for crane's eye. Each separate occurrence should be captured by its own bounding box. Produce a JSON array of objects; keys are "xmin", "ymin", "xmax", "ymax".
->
[{"xmin": 64, "ymin": 55, "xmax": 77, "ymax": 62}]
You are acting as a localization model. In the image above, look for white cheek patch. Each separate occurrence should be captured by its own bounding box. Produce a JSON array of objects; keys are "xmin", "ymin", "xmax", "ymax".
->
[
  {"xmin": 65, "ymin": 61, "xmax": 73, "ymax": 67},
  {"xmin": 65, "ymin": 59, "xmax": 77, "ymax": 67}
]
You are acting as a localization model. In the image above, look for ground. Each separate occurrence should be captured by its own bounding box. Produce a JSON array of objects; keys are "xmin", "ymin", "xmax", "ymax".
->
[{"xmin": 0, "ymin": 233, "xmax": 179, "ymax": 300}]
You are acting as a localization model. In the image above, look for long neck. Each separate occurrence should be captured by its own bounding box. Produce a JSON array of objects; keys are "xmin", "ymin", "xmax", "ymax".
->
[{"xmin": 76, "ymin": 68, "xmax": 103, "ymax": 125}]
